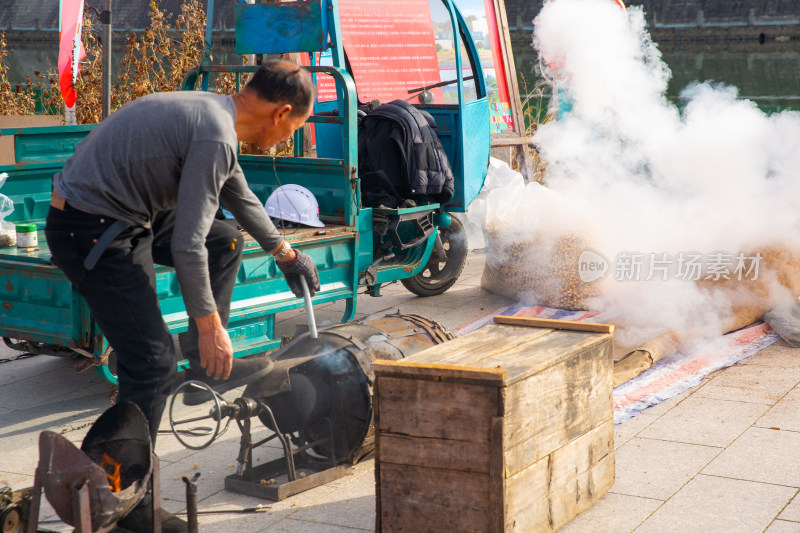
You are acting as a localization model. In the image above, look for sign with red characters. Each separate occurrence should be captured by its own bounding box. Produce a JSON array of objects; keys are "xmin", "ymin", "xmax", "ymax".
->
[
  {"xmin": 315, "ymin": 0, "xmax": 441, "ymax": 103},
  {"xmin": 313, "ymin": 0, "xmax": 518, "ymax": 134}
]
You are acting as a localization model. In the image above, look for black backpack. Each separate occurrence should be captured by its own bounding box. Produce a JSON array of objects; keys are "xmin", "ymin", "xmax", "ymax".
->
[{"xmin": 358, "ymin": 100, "xmax": 454, "ymax": 208}]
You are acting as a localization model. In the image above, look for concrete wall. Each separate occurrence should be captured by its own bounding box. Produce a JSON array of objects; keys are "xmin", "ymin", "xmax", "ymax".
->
[{"xmin": 504, "ymin": 1, "xmax": 800, "ymax": 28}]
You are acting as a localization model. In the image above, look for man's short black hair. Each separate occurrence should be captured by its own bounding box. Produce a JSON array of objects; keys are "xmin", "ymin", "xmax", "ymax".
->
[{"xmin": 245, "ymin": 59, "xmax": 316, "ymax": 117}]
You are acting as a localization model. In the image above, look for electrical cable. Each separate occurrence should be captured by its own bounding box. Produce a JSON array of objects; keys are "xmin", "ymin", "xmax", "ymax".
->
[
  {"xmin": 175, "ymin": 505, "xmax": 270, "ymax": 515},
  {"xmin": 0, "ymin": 352, "xmax": 39, "ymax": 364}
]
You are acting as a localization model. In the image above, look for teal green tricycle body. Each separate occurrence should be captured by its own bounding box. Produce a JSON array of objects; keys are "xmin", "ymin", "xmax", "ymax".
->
[{"xmin": 0, "ymin": 0, "xmax": 490, "ymax": 382}]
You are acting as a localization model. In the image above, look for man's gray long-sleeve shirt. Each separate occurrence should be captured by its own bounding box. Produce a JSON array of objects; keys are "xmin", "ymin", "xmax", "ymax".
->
[{"xmin": 53, "ymin": 91, "xmax": 284, "ymax": 317}]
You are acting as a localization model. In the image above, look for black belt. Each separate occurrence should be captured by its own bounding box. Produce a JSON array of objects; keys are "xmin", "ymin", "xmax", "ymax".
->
[{"xmin": 83, "ymin": 219, "xmax": 129, "ymax": 270}]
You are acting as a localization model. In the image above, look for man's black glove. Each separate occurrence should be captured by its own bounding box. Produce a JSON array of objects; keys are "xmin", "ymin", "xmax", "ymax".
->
[{"xmin": 277, "ymin": 250, "xmax": 321, "ymax": 297}]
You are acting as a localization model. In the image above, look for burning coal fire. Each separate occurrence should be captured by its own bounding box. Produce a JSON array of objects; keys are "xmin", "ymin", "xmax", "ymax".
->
[{"xmin": 100, "ymin": 453, "xmax": 122, "ymax": 492}]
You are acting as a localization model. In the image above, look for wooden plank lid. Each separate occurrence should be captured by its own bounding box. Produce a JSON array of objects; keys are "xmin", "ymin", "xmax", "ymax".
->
[{"xmin": 373, "ymin": 323, "xmax": 612, "ymax": 386}]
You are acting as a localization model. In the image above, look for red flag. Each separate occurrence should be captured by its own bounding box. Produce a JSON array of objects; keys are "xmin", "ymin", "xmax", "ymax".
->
[{"xmin": 58, "ymin": 0, "xmax": 86, "ymax": 108}]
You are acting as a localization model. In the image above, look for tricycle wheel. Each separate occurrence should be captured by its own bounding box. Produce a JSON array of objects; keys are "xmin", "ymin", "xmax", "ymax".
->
[{"xmin": 402, "ymin": 216, "xmax": 467, "ymax": 297}]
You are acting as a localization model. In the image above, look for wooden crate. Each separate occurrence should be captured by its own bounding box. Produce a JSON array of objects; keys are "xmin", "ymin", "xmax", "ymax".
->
[{"xmin": 373, "ymin": 323, "xmax": 614, "ymax": 533}]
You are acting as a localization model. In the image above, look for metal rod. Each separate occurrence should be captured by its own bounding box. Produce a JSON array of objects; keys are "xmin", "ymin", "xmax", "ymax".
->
[
  {"xmin": 152, "ymin": 454, "xmax": 162, "ymax": 533},
  {"xmin": 73, "ymin": 482, "xmax": 91, "ymax": 533},
  {"xmin": 194, "ymin": 506, "xmax": 269, "ymax": 514},
  {"xmin": 173, "ymin": 413, "xmax": 216, "ymax": 425},
  {"xmin": 101, "ymin": 0, "xmax": 112, "ymax": 119},
  {"xmin": 261, "ymin": 404, "xmax": 297, "ymax": 481},
  {"xmin": 300, "ymin": 277, "xmax": 318, "ymax": 339},
  {"xmin": 26, "ymin": 469, "xmax": 43, "ymax": 533},
  {"xmin": 182, "ymin": 473, "xmax": 200, "ymax": 533}
]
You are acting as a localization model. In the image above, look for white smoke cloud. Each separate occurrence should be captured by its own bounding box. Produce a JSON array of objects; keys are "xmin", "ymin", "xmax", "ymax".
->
[{"xmin": 482, "ymin": 0, "xmax": 800, "ymax": 349}]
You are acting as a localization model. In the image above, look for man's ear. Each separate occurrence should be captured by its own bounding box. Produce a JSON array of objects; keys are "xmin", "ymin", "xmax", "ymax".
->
[{"xmin": 273, "ymin": 104, "xmax": 293, "ymax": 125}]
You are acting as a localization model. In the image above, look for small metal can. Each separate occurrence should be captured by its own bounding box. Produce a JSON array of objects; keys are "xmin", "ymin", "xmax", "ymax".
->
[{"xmin": 15, "ymin": 223, "xmax": 38, "ymax": 248}]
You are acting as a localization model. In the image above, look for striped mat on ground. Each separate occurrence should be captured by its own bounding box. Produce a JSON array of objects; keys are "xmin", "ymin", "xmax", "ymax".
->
[{"xmin": 455, "ymin": 305, "xmax": 780, "ymax": 424}]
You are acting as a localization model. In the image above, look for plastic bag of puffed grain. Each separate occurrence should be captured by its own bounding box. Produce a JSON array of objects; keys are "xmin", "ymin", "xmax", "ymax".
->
[
  {"xmin": 0, "ymin": 173, "xmax": 15, "ymax": 247},
  {"xmin": 481, "ymin": 226, "xmax": 600, "ymax": 310},
  {"xmin": 462, "ymin": 158, "xmax": 526, "ymax": 250},
  {"xmin": 479, "ymin": 181, "xmax": 601, "ymax": 310},
  {"xmin": 0, "ymin": 221, "xmax": 14, "ymax": 247}
]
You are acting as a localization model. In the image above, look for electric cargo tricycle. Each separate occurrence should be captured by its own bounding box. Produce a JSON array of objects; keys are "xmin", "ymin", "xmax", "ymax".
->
[{"xmin": 0, "ymin": 0, "xmax": 491, "ymax": 383}]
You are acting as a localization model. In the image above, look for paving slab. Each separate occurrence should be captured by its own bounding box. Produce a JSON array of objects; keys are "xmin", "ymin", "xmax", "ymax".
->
[
  {"xmin": 325, "ymin": 459, "xmax": 374, "ymax": 487},
  {"xmin": 0, "ymin": 471, "xmax": 34, "ymax": 492},
  {"xmin": 633, "ymin": 474, "xmax": 797, "ymax": 533},
  {"xmin": 350, "ymin": 293, "xmax": 413, "ymax": 316},
  {"xmin": 0, "ymin": 360, "xmax": 110, "ymax": 415},
  {"xmin": 0, "ymin": 352, "xmax": 76, "ymax": 387},
  {"xmin": 158, "ymin": 436, "xmax": 274, "ymax": 506},
  {"xmin": 779, "ymin": 492, "xmax": 800, "ymax": 522},
  {"xmin": 755, "ymin": 386, "xmax": 800, "ymax": 433},
  {"xmin": 614, "ymin": 412, "xmax": 658, "ymax": 450},
  {"xmin": 183, "ymin": 488, "xmax": 292, "ymax": 529},
  {"xmin": 738, "ymin": 341, "xmax": 800, "ymax": 369},
  {"xmin": 559, "ymin": 492, "xmax": 662, "ymax": 533},
  {"xmin": 693, "ymin": 364, "xmax": 800, "ymax": 405},
  {"xmin": 764, "ymin": 520, "xmax": 800, "ymax": 533},
  {"xmin": 638, "ymin": 395, "xmax": 769, "ymax": 447},
  {"xmin": 262, "ymin": 517, "xmax": 370, "ymax": 532},
  {"xmin": 408, "ymin": 283, "xmax": 495, "ymax": 306},
  {"xmin": 289, "ymin": 467, "xmax": 376, "ymax": 531},
  {"xmin": 611, "ymin": 437, "xmax": 721, "ymax": 500},
  {"xmin": 702, "ymin": 426, "xmax": 800, "ymax": 488}
]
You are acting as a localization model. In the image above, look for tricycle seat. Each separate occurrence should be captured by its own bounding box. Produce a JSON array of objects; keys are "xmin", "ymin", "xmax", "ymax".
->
[{"xmin": 372, "ymin": 204, "xmax": 439, "ymax": 251}]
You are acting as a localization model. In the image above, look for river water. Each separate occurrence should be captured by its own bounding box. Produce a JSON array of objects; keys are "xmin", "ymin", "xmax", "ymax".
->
[
  {"xmin": 661, "ymin": 42, "xmax": 800, "ymax": 113},
  {"xmin": 512, "ymin": 38, "xmax": 800, "ymax": 128}
]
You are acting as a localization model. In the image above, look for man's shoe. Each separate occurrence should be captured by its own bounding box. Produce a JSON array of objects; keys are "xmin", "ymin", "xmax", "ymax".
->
[{"xmin": 182, "ymin": 356, "xmax": 274, "ymax": 406}]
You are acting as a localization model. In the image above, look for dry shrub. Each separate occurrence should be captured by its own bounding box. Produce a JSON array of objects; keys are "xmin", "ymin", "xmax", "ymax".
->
[
  {"xmin": 73, "ymin": 14, "xmax": 104, "ymax": 124},
  {"xmin": 101, "ymin": 0, "xmax": 207, "ymax": 122},
  {"xmin": 0, "ymin": 32, "xmax": 9, "ymax": 111},
  {"xmin": 519, "ymin": 71, "xmax": 551, "ymax": 184},
  {"xmin": 0, "ymin": 0, "xmax": 207, "ymax": 122},
  {"xmin": 2, "ymin": 1, "xmax": 295, "ymax": 156},
  {"xmin": 3, "ymin": 3, "xmax": 297, "ymax": 159},
  {"xmin": 0, "ymin": 32, "xmax": 60, "ymax": 115},
  {"xmin": 116, "ymin": 0, "xmax": 205, "ymax": 104}
]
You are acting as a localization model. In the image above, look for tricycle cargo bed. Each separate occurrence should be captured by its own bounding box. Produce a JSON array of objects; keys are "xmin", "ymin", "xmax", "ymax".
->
[
  {"xmin": 0, "ymin": 223, "xmax": 358, "ymax": 353},
  {"xmin": 0, "ymin": 126, "xmax": 94, "ymax": 225}
]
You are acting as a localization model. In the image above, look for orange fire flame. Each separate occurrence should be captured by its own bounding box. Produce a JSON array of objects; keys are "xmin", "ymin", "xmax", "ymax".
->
[{"xmin": 100, "ymin": 453, "xmax": 122, "ymax": 492}]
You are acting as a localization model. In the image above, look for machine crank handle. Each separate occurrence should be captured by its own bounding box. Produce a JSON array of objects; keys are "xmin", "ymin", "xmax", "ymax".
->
[
  {"xmin": 169, "ymin": 380, "xmax": 229, "ymax": 450},
  {"xmin": 300, "ymin": 277, "xmax": 318, "ymax": 339}
]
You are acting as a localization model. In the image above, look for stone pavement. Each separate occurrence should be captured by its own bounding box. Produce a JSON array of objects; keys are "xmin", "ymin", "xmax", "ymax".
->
[{"xmin": 1, "ymin": 250, "xmax": 799, "ymax": 532}]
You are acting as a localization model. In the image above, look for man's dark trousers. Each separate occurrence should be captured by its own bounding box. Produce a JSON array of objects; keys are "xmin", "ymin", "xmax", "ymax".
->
[{"xmin": 45, "ymin": 205, "xmax": 243, "ymax": 444}]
